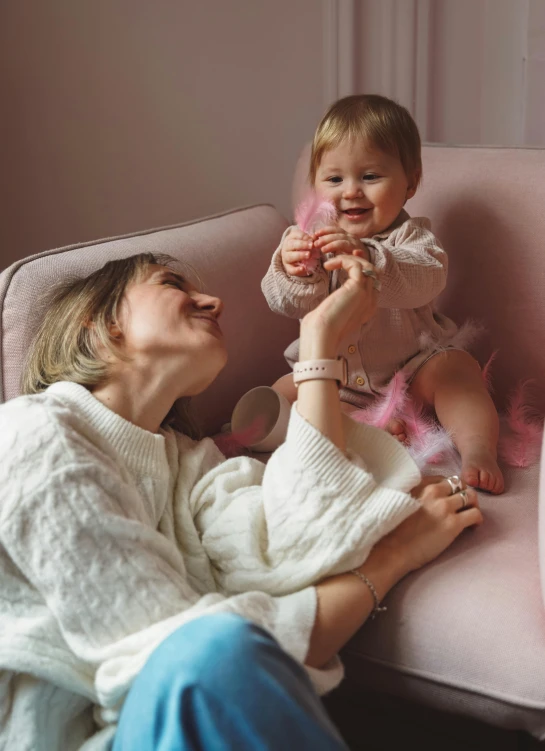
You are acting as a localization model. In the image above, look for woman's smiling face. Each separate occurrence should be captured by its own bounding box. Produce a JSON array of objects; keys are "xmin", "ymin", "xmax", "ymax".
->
[
  {"xmin": 113, "ymin": 265, "xmax": 227, "ymax": 395},
  {"xmin": 315, "ymin": 138, "xmax": 418, "ymax": 238}
]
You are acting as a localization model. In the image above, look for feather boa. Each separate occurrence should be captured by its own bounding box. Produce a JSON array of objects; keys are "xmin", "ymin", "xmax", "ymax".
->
[{"xmin": 294, "ymin": 191, "xmax": 337, "ymax": 274}]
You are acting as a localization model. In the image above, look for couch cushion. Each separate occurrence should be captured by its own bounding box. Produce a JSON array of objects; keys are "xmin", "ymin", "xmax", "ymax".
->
[
  {"xmin": 343, "ymin": 462, "xmax": 545, "ymax": 738},
  {"xmin": 0, "ymin": 204, "xmax": 296, "ymax": 434}
]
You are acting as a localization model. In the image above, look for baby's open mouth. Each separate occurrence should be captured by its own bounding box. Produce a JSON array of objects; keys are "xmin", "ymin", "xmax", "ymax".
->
[{"xmin": 343, "ymin": 208, "xmax": 369, "ymax": 216}]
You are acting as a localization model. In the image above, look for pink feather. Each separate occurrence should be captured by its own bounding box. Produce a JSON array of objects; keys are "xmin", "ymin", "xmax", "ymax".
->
[
  {"xmin": 498, "ymin": 381, "xmax": 543, "ymax": 468},
  {"xmin": 212, "ymin": 415, "xmax": 269, "ymax": 457},
  {"xmin": 481, "ymin": 350, "xmax": 498, "ymax": 393},
  {"xmin": 401, "ymin": 399, "xmax": 458, "ymax": 469},
  {"xmin": 294, "ymin": 191, "xmax": 337, "ymax": 274},
  {"xmin": 352, "ymin": 371, "xmax": 409, "ymax": 430}
]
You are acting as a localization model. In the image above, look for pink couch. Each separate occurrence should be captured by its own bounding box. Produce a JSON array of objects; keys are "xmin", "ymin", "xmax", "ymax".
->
[{"xmin": 1, "ymin": 146, "xmax": 545, "ymax": 740}]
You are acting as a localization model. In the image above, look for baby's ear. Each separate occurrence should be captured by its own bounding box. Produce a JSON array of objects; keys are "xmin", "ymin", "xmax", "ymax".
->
[{"xmin": 405, "ymin": 169, "xmax": 421, "ymax": 201}]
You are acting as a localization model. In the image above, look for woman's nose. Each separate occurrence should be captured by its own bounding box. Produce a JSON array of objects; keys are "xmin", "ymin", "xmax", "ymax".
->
[{"xmin": 194, "ymin": 293, "xmax": 224, "ymax": 318}]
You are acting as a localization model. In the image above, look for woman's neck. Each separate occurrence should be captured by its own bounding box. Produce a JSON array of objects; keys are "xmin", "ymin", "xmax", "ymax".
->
[{"xmin": 91, "ymin": 370, "xmax": 179, "ymax": 434}]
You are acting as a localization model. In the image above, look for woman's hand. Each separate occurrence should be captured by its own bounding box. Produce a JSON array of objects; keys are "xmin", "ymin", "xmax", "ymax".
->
[
  {"xmin": 307, "ymin": 475, "xmax": 483, "ymax": 668},
  {"xmin": 374, "ymin": 477, "xmax": 483, "ymax": 576},
  {"xmin": 312, "ymin": 225, "xmax": 370, "ymax": 261},
  {"xmin": 300, "ymin": 253, "xmax": 379, "ymax": 358}
]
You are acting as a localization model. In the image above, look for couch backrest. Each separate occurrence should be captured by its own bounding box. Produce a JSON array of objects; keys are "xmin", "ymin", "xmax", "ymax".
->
[
  {"xmin": 294, "ymin": 144, "xmax": 545, "ymax": 412},
  {"xmin": 0, "ymin": 204, "xmax": 296, "ymax": 434}
]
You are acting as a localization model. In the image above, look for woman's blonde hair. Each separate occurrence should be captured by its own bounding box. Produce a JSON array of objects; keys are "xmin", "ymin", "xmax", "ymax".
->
[
  {"xmin": 22, "ymin": 252, "xmax": 201, "ymax": 438},
  {"xmin": 309, "ymin": 94, "xmax": 422, "ymax": 186}
]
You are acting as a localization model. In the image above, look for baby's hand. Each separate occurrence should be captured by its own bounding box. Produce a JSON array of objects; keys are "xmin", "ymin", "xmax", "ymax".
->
[
  {"xmin": 280, "ymin": 228, "xmax": 317, "ymax": 277},
  {"xmin": 313, "ymin": 225, "xmax": 370, "ymax": 261}
]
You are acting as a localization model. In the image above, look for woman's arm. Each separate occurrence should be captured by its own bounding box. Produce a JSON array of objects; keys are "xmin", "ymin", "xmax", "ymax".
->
[
  {"xmin": 296, "ymin": 253, "xmax": 379, "ymax": 452},
  {"xmin": 306, "ymin": 479, "xmax": 483, "ymax": 667}
]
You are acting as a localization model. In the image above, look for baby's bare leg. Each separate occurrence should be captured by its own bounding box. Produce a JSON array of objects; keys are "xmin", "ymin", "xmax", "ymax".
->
[{"xmin": 410, "ymin": 350, "xmax": 504, "ymax": 494}]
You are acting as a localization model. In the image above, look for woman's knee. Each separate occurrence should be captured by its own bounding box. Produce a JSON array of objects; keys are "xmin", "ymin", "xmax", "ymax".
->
[{"xmin": 142, "ymin": 613, "xmax": 279, "ymax": 690}]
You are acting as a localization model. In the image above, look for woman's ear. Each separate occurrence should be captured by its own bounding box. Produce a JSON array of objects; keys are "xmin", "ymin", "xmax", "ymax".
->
[
  {"xmin": 405, "ymin": 169, "xmax": 421, "ymax": 202},
  {"xmin": 108, "ymin": 321, "xmax": 123, "ymax": 341}
]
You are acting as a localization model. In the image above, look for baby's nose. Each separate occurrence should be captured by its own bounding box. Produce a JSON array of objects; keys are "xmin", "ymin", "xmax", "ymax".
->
[{"xmin": 342, "ymin": 181, "xmax": 363, "ymax": 198}]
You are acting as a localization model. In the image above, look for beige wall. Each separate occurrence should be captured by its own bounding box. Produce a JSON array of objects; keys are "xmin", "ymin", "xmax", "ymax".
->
[
  {"xmin": 0, "ymin": 0, "xmax": 324, "ymax": 268},
  {"xmin": 3, "ymin": 0, "xmax": 544, "ymax": 270}
]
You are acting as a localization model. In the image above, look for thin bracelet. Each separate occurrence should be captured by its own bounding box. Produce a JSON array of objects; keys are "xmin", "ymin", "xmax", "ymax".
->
[{"xmin": 350, "ymin": 570, "xmax": 387, "ymax": 619}]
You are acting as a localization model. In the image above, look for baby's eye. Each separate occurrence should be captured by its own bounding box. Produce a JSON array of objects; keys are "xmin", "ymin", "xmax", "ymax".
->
[
  {"xmin": 326, "ymin": 176, "xmax": 342, "ymax": 184},
  {"xmin": 363, "ymin": 173, "xmax": 379, "ymax": 181}
]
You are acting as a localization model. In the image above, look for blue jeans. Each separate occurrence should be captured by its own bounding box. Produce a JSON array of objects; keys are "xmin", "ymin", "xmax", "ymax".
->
[{"xmin": 113, "ymin": 613, "xmax": 348, "ymax": 751}]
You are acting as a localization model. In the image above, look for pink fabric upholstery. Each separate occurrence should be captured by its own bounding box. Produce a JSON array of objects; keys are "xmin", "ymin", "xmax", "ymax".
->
[
  {"xmin": 0, "ymin": 204, "xmax": 295, "ymax": 434},
  {"xmin": 294, "ymin": 144, "xmax": 545, "ymax": 736}
]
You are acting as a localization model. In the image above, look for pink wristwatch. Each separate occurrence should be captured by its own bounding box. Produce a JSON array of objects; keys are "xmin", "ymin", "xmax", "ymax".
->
[{"xmin": 293, "ymin": 357, "xmax": 348, "ymax": 387}]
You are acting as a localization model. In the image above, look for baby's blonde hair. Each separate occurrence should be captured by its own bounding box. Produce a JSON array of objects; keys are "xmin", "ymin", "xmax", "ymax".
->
[
  {"xmin": 309, "ymin": 94, "xmax": 422, "ymax": 186},
  {"xmin": 22, "ymin": 252, "xmax": 200, "ymax": 437}
]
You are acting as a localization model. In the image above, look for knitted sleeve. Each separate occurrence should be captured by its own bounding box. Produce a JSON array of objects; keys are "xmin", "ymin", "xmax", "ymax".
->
[
  {"xmin": 261, "ymin": 227, "xmax": 330, "ymax": 319},
  {"xmin": 363, "ymin": 217, "xmax": 448, "ymax": 309},
  {"xmin": 193, "ymin": 406, "xmax": 421, "ymax": 597},
  {"xmin": 0, "ymin": 402, "xmax": 341, "ymax": 705}
]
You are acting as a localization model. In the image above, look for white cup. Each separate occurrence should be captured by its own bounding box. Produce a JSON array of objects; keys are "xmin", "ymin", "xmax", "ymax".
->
[{"xmin": 231, "ymin": 386, "xmax": 291, "ymax": 452}]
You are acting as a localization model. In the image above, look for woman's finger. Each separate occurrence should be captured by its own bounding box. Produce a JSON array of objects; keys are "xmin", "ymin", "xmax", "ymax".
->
[
  {"xmin": 454, "ymin": 504, "xmax": 484, "ymax": 529},
  {"xmin": 323, "ymin": 254, "xmax": 377, "ymax": 277},
  {"xmin": 444, "ymin": 488, "xmax": 479, "ymax": 514}
]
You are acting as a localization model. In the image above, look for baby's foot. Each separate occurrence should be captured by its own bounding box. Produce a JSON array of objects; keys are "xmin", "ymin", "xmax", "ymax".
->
[
  {"xmin": 461, "ymin": 443, "xmax": 504, "ymax": 494},
  {"xmin": 386, "ymin": 418, "xmax": 407, "ymax": 444}
]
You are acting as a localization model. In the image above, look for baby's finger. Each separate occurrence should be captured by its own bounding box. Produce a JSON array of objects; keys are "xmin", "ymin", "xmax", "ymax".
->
[
  {"xmin": 313, "ymin": 231, "xmax": 345, "ymax": 247},
  {"xmin": 286, "ymin": 263, "xmax": 313, "ymax": 277},
  {"xmin": 286, "ymin": 237, "xmax": 314, "ymax": 253},
  {"xmin": 317, "ymin": 240, "xmax": 352, "ymax": 255},
  {"xmin": 284, "ymin": 249, "xmax": 313, "ymax": 265},
  {"xmin": 290, "ymin": 228, "xmax": 314, "ymax": 242},
  {"xmin": 313, "ymin": 225, "xmax": 340, "ymax": 238}
]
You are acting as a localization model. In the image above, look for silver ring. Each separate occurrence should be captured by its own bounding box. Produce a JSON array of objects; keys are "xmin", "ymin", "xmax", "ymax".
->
[
  {"xmin": 459, "ymin": 489, "xmax": 468, "ymax": 510},
  {"xmin": 362, "ymin": 269, "xmax": 382, "ymax": 292},
  {"xmin": 446, "ymin": 475, "xmax": 463, "ymax": 495}
]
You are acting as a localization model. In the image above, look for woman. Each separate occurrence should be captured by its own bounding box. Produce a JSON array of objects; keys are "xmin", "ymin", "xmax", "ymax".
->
[{"xmin": 0, "ymin": 250, "xmax": 480, "ymax": 750}]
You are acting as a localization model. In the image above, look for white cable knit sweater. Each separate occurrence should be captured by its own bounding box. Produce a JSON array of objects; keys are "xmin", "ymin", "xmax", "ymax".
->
[{"xmin": 0, "ymin": 381, "xmax": 421, "ymax": 750}]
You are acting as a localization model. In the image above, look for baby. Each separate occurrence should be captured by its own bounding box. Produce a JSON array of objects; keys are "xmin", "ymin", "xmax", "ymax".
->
[{"xmin": 262, "ymin": 94, "xmax": 503, "ymax": 494}]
